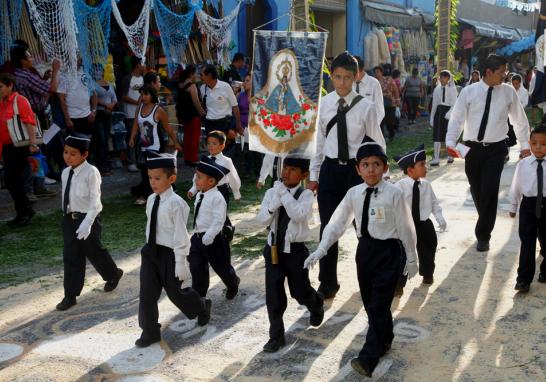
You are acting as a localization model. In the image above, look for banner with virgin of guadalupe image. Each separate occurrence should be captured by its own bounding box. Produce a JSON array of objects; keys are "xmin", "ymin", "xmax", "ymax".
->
[{"xmin": 249, "ymin": 30, "xmax": 327, "ymax": 157}]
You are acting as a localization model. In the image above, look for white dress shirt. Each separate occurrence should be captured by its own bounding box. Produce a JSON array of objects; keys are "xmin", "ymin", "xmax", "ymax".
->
[
  {"xmin": 145, "ymin": 188, "xmax": 190, "ymax": 262},
  {"xmin": 61, "ymin": 161, "xmax": 102, "ymax": 226},
  {"xmin": 430, "ymin": 83, "xmax": 458, "ymax": 125},
  {"xmin": 315, "ymin": 180, "xmax": 417, "ymax": 263},
  {"xmin": 354, "ymin": 74, "xmax": 385, "ymax": 122},
  {"xmin": 395, "ymin": 177, "xmax": 444, "ymax": 223},
  {"xmin": 446, "ymin": 80, "xmax": 530, "ymax": 149},
  {"xmin": 189, "ymin": 153, "xmax": 241, "ymax": 199},
  {"xmin": 514, "ymin": 85, "xmax": 529, "ymax": 108},
  {"xmin": 193, "ymin": 186, "xmax": 227, "ymax": 244},
  {"xmin": 309, "ymin": 90, "xmax": 386, "ymax": 181},
  {"xmin": 508, "ymin": 155, "xmax": 546, "ymax": 213},
  {"xmin": 200, "ymin": 80, "xmax": 238, "ymax": 120},
  {"xmin": 258, "ymin": 154, "xmax": 276, "ymax": 184},
  {"xmin": 255, "ymin": 184, "xmax": 314, "ymax": 253}
]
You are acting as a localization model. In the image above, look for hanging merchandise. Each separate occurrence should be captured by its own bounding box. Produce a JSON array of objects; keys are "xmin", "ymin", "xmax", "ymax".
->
[
  {"xmin": 374, "ymin": 27, "xmax": 390, "ymax": 64},
  {"xmin": 153, "ymin": 0, "xmax": 196, "ymax": 76},
  {"xmin": 364, "ymin": 30, "xmax": 379, "ymax": 69},
  {"xmin": 25, "ymin": 0, "xmax": 79, "ymax": 73},
  {"xmin": 73, "ymin": 0, "xmax": 112, "ymax": 80},
  {"xmin": 111, "ymin": 0, "xmax": 152, "ymax": 64},
  {"xmin": 196, "ymin": 0, "xmax": 242, "ymax": 68},
  {"xmin": 1, "ymin": 0, "xmax": 24, "ymax": 64}
]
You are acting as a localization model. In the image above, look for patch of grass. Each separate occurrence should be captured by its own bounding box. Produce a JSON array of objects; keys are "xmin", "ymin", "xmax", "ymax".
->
[
  {"xmin": 0, "ymin": 178, "xmax": 264, "ymax": 286},
  {"xmin": 386, "ymin": 127, "xmax": 434, "ymax": 171}
]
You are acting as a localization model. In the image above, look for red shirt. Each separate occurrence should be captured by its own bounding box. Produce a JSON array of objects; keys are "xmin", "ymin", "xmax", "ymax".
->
[{"xmin": 0, "ymin": 92, "xmax": 37, "ymax": 145}]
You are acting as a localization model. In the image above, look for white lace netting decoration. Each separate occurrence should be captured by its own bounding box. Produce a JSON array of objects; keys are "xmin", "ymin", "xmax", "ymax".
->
[
  {"xmin": 25, "ymin": 0, "xmax": 79, "ymax": 73},
  {"xmin": 111, "ymin": 0, "xmax": 151, "ymax": 64},
  {"xmin": 196, "ymin": 0, "xmax": 241, "ymax": 67}
]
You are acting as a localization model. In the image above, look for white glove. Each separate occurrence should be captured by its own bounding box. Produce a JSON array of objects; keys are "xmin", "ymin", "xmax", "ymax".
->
[
  {"xmin": 175, "ymin": 258, "xmax": 191, "ymax": 281},
  {"xmin": 202, "ymin": 234, "xmax": 214, "ymax": 246},
  {"xmin": 437, "ymin": 216, "xmax": 447, "ymax": 232},
  {"xmin": 268, "ymin": 193, "xmax": 283, "ymax": 211},
  {"xmin": 303, "ymin": 249, "xmax": 326, "ymax": 270},
  {"xmin": 76, "ymin": 219, "xmax": 92, "ymax": 240},
  {"xmin": 273, "ymin": 180, "xmax": 287, "ymax": 196},
  {"xmin": 404, "ymin": 260, "xmax": 418, "ymax": 279}
]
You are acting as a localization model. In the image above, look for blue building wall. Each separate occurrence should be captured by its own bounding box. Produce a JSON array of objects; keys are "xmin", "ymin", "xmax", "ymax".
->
[{"xmin": 227, "ymin": 0, "xmax": 434, "ymax": 58}]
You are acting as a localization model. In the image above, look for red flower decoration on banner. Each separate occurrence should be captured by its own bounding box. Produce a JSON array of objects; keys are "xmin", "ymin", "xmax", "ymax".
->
[
  {"xmin": 257, "ymin": 98, "xmax": 265, "ymax": 105},
  {"xmin": 302, "ymin": 103, "xmax": 310, "ymax": 111},
  {"xmin": 271, "ymin": 114, "xmax": 294, "ymax": 131},
  {"xmin": 260, "ymin": 108, "xmax": 268, "ymax": 117},
  {"xmin": 293, "ymin": 113, "xmax": 300, "ymax": 121},
  {"xmin": 263, "ymin": 119, "xmax": 271, "ymax": 126}
]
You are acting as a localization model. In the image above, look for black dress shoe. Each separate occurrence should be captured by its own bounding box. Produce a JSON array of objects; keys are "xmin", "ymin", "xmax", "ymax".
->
[
  {"xmin": 350, "ymin": 357, "xmax": 372, "ymax": 377},
  {"xmin": 226, "ymin": 276, "xmax": 240, "ymax": 300},
  {"xmin": 104, "ymin": 268, "xmax": 124, "ymax": 292},
  {"xmin": 318, "ymin": 284, "xmax": 340, "ymax": 300},
  {"xmin": 262, "ymin": 336, "xmax": 285, "ymax": 353},
  {"xmin": 514, "ymin": 282, "xmax": 530, "ymax": 293},
  {"xmin": 309, "ymin": 294, "xmax": 324, "ymax": 327},
  {"xmin": 135, "ymin": 336, "xmax": 161, "ymax": 348},
  {"xmin": 56, "ymin": 296, "xmax": 77, "ymax": 311},
  {"xmin": 422, "ymin": 276, "xmax": 434, "ymax": 285},
  {"xmin": 476, "ymin": 241, "xmax": 490, "ymax": 252},
  {"xmin": 538, "ymin": 273, "xmax": 546, "ymax": 283},
  {"xmin": 197, "ymin": 299, "xmax": 212, "ymax": 326}
]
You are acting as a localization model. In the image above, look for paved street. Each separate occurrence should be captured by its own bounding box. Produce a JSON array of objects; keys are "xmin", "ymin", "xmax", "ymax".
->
[{"xmin": 0, "ymin": 146, "xmax": 544, "ymax": 381}]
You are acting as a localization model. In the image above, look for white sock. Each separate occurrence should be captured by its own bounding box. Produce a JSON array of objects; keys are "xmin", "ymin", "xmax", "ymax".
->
[{"xmin": 433, "ymin": 142, "xmax": 441, "ymax": 161}]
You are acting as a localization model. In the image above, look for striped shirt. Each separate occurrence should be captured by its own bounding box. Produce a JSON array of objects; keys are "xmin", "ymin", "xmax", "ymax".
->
[{"xmin": 14, "ymin": 68, "xmax": 50, "ymax": 112}]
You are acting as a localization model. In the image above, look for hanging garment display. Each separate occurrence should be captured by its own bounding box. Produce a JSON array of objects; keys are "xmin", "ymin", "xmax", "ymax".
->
[
  {"xmin": 374, "ymin": 27, "xmax": 390, "ymax": 64},
  {"xmin": 364, "ymin": 30, "xmax": 379, "ymax": 69}
]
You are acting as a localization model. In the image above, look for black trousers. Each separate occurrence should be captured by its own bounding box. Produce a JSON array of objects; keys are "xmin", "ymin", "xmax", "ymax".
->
[
  {"xmin": 356, "ymin": 237, "xmax": 402, "ymax": 372},
  {"xmin": 188, "ymin": 233, "xmax": 239, "ymax": 297},
  {"xmin": 433, "ymin": 105, "xmax": 450, "ymax": 142},
  {"xmin": 317, "ymin": 159, "xmax": 362, "ymax": 294},
  {"xmin": 517, "ymin": 196, "xmax": 546, "ymax": 284},
  {"xmin": 2, "ymin": 144, "xmax": 34, "ymax": 216},
  {"xmin": 415, "ymin": 219, "xmax": 438, "ymax": 278},
  {"xmin": 406, "ymin": 96, "xmax": 420, "ymax": 121},
  {"xmin": 94, "ymin": 111, "xmax": 112, "ymax": 173},
  {"xmin": 62, "ymin": 214, "xmax": 119, "ymax": 297},
  {"xmin": 139, "ymin": 245, "xmax": 205, "ymax": 340},
  {"xmin": 464, "ymin": 141, "xmax": 508, "ymax": 242},
  {"xmin": 381, "ymin": 106, "xmax": 397, "ymax": 139},
  {"xmin": 263, "ymin": 244, "xmax": 322, "ymax": 340},
  {"xmin": 131, "ymin": 150, "xmax": 153, "ymax": 198}
]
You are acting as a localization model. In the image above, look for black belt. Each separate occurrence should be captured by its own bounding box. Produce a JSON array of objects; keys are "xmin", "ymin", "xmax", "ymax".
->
[
  {"xmin": 464, "ymin": 140, "xmax": 505, "ymax": 148},
  {"xmin": 325, "ymin": 156, "xmax": 356, "ymax": 166},
  {"xmin": 63, "ymin": 212, "xmax": 86, "ymax": 220}
]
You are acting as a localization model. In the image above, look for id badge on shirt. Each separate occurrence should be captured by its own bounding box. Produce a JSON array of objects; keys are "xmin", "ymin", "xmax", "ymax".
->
[{"xmin": 369, "ymin": 206, "xmax": 386, "ymax": 223}]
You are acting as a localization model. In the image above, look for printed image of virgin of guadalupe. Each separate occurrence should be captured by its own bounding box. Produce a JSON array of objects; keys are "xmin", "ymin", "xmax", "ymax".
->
[
  {"xmin": 140, "ymin": 120, "xmax": 155, "ymax": 148},
  {"xmin": 264, "ymin": 60, "xmax": 300, "ymax": 115}
]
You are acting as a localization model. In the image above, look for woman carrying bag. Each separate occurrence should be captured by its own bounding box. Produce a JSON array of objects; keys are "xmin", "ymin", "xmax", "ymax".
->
[{"xmin": 0, "ymin": 73, "xmax": 38, "ymax": 226}]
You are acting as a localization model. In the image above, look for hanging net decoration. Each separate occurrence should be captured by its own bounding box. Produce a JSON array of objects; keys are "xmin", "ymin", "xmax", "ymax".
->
[
  {"xmin": 153, "ymin": 0, "xmax": 196, "ymax": 76},
  {"xmin": 73, "ymin": 0, "xmax": 112, "ymax": 81},
  {"xmin": 111, "ymin": 0, "xmax": 152, "ymax": 64},
  {"xmin": 0, "ymin": 0, "xmax": 24, "ymax": 64},
  {"xmin": 25, "ymin": 0, "xmax": 79, "ymax": 73},
  {"xmin": 196, "ymin": 0, "xmax": 242, "ymax": 68}
]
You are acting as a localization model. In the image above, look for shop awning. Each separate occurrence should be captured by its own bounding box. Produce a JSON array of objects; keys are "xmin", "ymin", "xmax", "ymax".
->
[
  {"xmin": 361, "ymin": 0, "xmax": 433, "ymax": 29},
  {"xmin": 459, "ymin": 17, "xmax": 532, "ymax": 41}
]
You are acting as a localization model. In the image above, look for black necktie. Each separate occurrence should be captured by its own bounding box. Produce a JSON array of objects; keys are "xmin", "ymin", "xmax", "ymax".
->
[
  {"xmin": 412, "ymin": 180, "xmax": 420, "ymax": 223},
  {"xmin": 63, "ymin": 169, "xmax": 74, "ymax": 213},
  {"xmin": 276, "ymin": 205, "xmax": 289, "ymax": 253},
  {"xmin": 442, "ymin": 87, "xmax": 445, "ymax": 103},
  {"xmin": 337, "ymin": 98, "xmax": 349, "ymax": 162},
  {"xmin": 477, "ymin": 86, "xmax": 494, "ymax": 142},
  {"xmin": 361, "ymin": 187, "xmax": 375, "ymax": 239},
  {"xmin": 356, "ymin": 81, "xmax": 361, "ymax": 93},
  {"xmin": 193, "ymin": 193, "xmax": 204, "ymax": 228},
  {"xmin": 537, "ymin": 159, "xmax": 543, "ymax": 219},
  {"xmin": 148, "ymin": 195, "xmax": 160, "ymax": 249},
  {"xmin": 210, "ymin": 156, "xmax": 216, "ymax": 162}
]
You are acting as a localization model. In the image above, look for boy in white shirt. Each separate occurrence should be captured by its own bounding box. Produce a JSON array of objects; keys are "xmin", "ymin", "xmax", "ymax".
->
[
  {"xmin": 256, "ymin": 156, "xmax": 324, "ymax": 353},
  {"xmin": 430, "ymin": 70, "xmax": 457, "ymax": 166},
  {"xmin": 136, "ymin": 152, "xmax": 211, "ymax": 348},
  {"xmin": 508, "ymin": 126, "xmax": 546, "ymax": 293},
  {"xmin": 395, "ymin": 145, "xmax": 447, "ymax": 285},
  {"xmin": 56, "ymin": 136, "xmax": 123, "ymax": 311},
  {"xmin": 188, "ymin": 156, "xmax": 241, "ymax": 300},
  {"xmin": 304, "ymin": 136, "xmax": 418, "ymax": 377}
]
